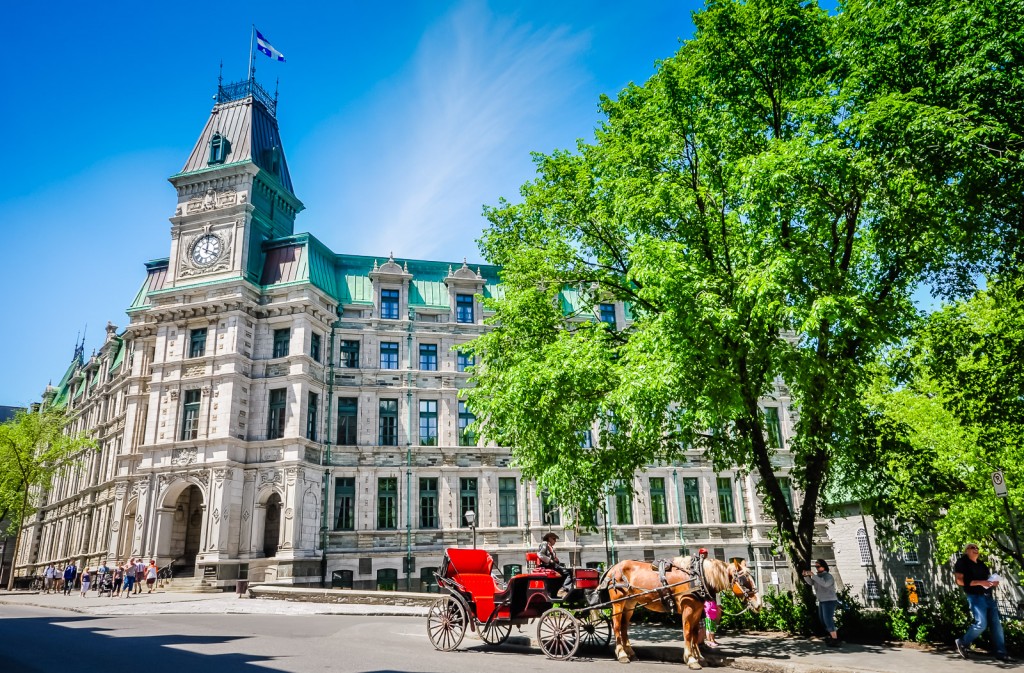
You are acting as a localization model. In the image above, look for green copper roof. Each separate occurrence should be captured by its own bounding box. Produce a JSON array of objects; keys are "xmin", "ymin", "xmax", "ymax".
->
[{"xmin": 109, "ymin": 338, "xmax": 125, "ymax": 373}]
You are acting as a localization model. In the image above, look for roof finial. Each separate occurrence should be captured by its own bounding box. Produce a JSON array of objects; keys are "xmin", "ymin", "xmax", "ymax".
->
[
  {"xmin": 218, "ymin": 60, "xmax": 223, "ymax": 87},
  {"xmin": 275, "ymin": 77, "xmax": 279, "ymax": 106}
]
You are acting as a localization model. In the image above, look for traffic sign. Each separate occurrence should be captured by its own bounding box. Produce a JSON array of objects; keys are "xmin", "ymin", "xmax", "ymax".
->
[{"xmin": 993, "ymin": 471, "xmax": 1009, "ymax": 498}]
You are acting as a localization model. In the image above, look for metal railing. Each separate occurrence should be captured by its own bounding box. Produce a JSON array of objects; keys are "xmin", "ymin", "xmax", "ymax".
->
[{"xmin": 216, "ymin": 78, "xmax": 277, "ymax": 117}]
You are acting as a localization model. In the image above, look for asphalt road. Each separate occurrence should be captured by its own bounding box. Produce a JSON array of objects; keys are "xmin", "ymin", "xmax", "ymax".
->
[{"xmin": 0, "ymin": 604, "xmax": 741, "ymax": 673}]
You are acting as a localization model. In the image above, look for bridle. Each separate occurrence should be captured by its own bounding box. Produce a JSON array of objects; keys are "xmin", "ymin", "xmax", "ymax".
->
[{"xmin": 723, "ymin": 567, "xmax": 760, "ymax": 615}]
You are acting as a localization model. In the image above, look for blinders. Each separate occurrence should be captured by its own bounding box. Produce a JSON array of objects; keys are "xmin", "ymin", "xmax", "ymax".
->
[{"xmin": 730, "ymin": 568, "xmax": 758, "ymax": 602}]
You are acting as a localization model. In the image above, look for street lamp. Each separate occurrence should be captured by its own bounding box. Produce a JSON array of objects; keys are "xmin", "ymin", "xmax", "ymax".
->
[{"xmin": 465, "ymin": 510, "xmax": 477, "ymax": 549}]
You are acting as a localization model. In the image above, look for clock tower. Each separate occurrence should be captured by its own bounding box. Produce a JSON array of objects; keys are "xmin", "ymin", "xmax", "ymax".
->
[{"xmin": 166, "ymin": 77, "xmax": 304, "ymax": 287}]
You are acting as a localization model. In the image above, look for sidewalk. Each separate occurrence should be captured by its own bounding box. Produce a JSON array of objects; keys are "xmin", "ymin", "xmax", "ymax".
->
[{"xmin": 0, "ymin": 588, "xmax": 1012, "ymax": 672}]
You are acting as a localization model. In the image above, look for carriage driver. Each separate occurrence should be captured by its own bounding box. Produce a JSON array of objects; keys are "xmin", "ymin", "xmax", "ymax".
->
[{"xmin": 537, "ymin": 532, "xmax": 573, "ymax": 598}]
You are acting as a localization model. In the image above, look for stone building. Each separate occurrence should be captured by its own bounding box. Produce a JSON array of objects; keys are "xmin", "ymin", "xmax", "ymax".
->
[{"xmin": 15, "ymin": 77, "xmax": 828, "ymax": 591}]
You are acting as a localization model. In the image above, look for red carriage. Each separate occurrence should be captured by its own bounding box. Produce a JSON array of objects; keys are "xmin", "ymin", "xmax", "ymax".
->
[{"xmin": 426, "ymin": 547, "xmax": 612, "ymax": 659}]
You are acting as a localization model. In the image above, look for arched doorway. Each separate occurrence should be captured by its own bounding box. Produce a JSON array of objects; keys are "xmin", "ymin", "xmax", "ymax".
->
[
  {"xmin": 118, "ymin": 500, "xmax": 137, "ymax": 563},
  {"xmin": 169, "ymin": 485, "xmax": 204, "ymax": 568},
  {"xmin": 264, "ymin": 493, "xmax": 282, "ymax": 558}
]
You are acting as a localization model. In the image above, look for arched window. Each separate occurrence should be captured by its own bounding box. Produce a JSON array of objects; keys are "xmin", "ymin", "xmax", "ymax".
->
[{"xmin": 857, "ymin": 528, "xmax": 873, "ymax": 566}]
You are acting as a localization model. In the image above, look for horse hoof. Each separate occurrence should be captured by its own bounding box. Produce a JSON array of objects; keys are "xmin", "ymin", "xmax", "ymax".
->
[
  {"xmin": 617, "ymin": 654, "xmax": 631, "ymax": 664},
  {"xmin": 687, "ymin": 662, "xmax": 702, "ymax": 671}
]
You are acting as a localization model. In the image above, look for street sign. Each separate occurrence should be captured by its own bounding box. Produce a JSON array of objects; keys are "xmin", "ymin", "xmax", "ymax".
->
[{"xmin": 993, "ymin": 471, "xmax": 1009, "ymax": 498}]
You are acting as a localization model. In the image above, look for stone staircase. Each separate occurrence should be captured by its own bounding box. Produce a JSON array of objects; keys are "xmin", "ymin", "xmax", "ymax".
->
[{"xmin": 159, "ymin": 569, "xmax": 222, "ymax": 594}]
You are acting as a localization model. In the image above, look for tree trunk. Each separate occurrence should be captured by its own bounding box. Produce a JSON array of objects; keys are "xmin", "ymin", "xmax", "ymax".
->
[{"xmin": 5, "ymin": 491, "xmax": 28, "ymax": 591}]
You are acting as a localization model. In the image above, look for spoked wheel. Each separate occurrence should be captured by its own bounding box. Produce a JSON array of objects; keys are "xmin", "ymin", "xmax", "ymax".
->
[
  {"xmin": 479, "ymin": 619, "xmax": 512, "ymax": 646},
  {"xmin": 579, "ymin": 610, "xmax": 612, "ymax": 649},
  {"xmin": 537, "ymin": 607, "xmax": 581, "ymax": 660},
  {"xmin": 427, "ymin": 597, "xmax": 468, "ymax": 651}
]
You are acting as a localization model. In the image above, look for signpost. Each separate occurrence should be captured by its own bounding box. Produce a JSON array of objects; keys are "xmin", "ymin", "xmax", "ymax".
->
[{"xmin": 992, "ymin": 471, "xmax": 1022, "ymax": 560}]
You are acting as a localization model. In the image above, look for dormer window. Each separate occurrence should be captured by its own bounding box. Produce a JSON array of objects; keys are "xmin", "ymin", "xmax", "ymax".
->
[{"xmin": 209, "ymin": 133, "xmax": 230, "ymax": 165}]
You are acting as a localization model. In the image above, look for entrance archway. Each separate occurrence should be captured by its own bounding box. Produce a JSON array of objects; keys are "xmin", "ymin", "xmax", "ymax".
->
[
  {"xmin": 118, "ymin": 500, "xmax": 137, "ymax": 563},
  {"xmin": 264, "ymin": 493, "xmax": 282, "ymax": 558},
  {"xmin": 169, "ymin": 485, "xmax": 204, "ymax": 568}
]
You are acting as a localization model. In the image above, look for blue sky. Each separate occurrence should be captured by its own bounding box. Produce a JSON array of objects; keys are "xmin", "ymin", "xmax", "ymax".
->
[{"xmin": 0, "ymin": 0, "xmax": 699, "ymax": 406}]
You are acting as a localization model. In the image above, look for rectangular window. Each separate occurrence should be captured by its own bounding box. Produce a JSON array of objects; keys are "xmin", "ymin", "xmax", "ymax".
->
[
  {"xmin": 458, "ymin": 401, "xmax": 475, "ymax": 446},
  {"xmin": 717, "ymin": 477, "xmax": 736, "ymax": 524},
  {"xmin": 457, "ymin": 351, "xmax": 475, "ymax": 373},
  {"xmin": 340, "ymin": 340, "xmax": 360, "ymax": 368},
  {"xmin": 337, "ymin": 397, "xmax": 358, "ymax": 446},
  {"xmin": 460, "ymin": 478, "xmax": 478, "ymax": 526},
  {"xmin": 579, "ymin": 430, "xmax": 593, "ymax": 448},
  {"xmin": 310, "ymin": 333, "xmax": 321, "ymax": 362},
  {"xmin": 683, "ymin": 477, "xmax": 703, "ymax": 523},
  {"xmin": 650, "ymin": 477, "xmax": 667, "ymax": 525},
  {"xmin": 456, "ymin": 294, "xmax": 475, "ymax": 323},
  {"xmin": 379, "ymin": 399, "xmax": 398, "ymax": 446},
  {"xmin": 378, "ymin": 477, "xmax": 398, "ymax": 529},
  {"xmin": 764, "ymin": 407, "xmax": 783, "ymax": 448},
  {"xmin": 599, "ymin": 303, "xmax": 616, "ymax": 327},
  {"xmin": 419, "ymin": 344, "xmax": 438, "ymax": 371},
  {"xmin": 419, "ymin": 400, "xmax": 438, "ymax": 445},
  {"xmin": 306, "ymin": 392, "xmax": 318, "ymax": 441},
  {"xmin": 541, "ymin": 490, "xmax": 560, "ymax": 526},
  {"xmin": 180, "ymin": 389, "xmax": 201, "ymax": 440},
  {"xmin": 272, "ymin": 328, "xmax": 290, "ymax": 358},
  {"xmin": 188, "ymin": 328, "xmax": 207, "ymax": 358},
  {"xmin": 615, "ymin": 482, "xmax": 634, "ymax": 525},
  {"xmin": 380, "ymin": 342, "xmax": 399, "ymax": 370},
  {"xmin": 777, "ymin": 476, "xmax": 794, "ymax": 516},
  {"xmin": 380, "ymin": 289, "xmax": 400, "ymax": 320},
  {"xmin": 499, "ymin": 477, "xmax": 518, "ymax": 527},
  {"xmin": 267, "ymin": 388, "xmax": 286, "ymax": 439},
  {"xmin": 333, "ymin": 477, "xmax": 355, "ymax": 530},
  {"xmin": 419, "ymin": 477, "xmax": 438, "ymax": 529}
]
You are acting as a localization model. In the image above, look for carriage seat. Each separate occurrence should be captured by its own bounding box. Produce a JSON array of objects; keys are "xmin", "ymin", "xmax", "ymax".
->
[{"xmin": 445, "ymin": 548, "xmax": 498, "ymax": 621}]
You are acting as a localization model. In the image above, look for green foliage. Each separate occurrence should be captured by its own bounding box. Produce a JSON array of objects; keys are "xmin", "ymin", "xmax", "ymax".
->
[
  {"xmin": 466, "ymin": 0, "xmax": 1019, "ymax": 590},
  {"xmin": 719, "ymin": 589, "xmax": 811, "ymax": 635},
  {"xmin": 851, "ymin": 278, "xmax": 1024, "ymax": 571}
]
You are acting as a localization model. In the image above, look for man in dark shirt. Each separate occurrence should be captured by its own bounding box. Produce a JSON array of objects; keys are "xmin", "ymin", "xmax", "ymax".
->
[
  {"xmin": 953, "ymin": 543, "xmax": 1008, "ymax": 661},
  {"xmin": 537, "ymin": 532, "xmax": 572, "ymax": 598}
]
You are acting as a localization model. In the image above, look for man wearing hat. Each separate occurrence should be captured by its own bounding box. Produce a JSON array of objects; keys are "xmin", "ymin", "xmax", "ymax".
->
[{"xmin": 537, "ymin": 532, "xmax": 573, "ymax": 597}]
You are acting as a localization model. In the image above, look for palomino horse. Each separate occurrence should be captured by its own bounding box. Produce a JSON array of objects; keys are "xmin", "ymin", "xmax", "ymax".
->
[{"xmin": 602, "ymin": 556, "xmax": 761, "ymax": 669}]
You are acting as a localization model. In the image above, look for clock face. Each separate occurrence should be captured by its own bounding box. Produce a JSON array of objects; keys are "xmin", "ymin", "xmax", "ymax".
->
[{"xmin": 191, "ymin": 234, "xmax": 222, "ymax": 266}]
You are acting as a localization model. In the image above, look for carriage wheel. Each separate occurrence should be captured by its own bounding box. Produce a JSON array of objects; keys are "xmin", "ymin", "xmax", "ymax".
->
[
  {"xmin": 427, "ymin": 597, "xmax": 468, "ymax": 651},
  {"xmin": 537, "ymin": 607, "xmax": 581, "ymax": 660},
  {"xmin": 479, "ymin": 620, "xmax": 512, "ymax": 646},
  {"xmin": 579, "ymin": 610, "xmax": 612, "ymax": 649}
]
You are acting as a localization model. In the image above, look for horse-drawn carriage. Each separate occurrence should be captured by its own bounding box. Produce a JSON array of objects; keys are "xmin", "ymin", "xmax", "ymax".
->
[{"xmin": 426, "ymin": 547, "xmax": 763, "ymax": 668}]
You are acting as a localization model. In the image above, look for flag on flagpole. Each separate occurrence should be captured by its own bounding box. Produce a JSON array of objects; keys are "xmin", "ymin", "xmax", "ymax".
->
[{"xmin": 255, "ymin": 29, "xmax": 286, "ymax": 62}]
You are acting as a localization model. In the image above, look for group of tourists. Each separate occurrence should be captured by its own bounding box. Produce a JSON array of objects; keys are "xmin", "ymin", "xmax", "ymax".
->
[{"xmin": 40, "ymin": 558, "xmax": 159, "ymax": 597}]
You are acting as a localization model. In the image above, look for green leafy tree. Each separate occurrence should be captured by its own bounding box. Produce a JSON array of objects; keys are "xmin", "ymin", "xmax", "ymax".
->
[
  {"xmin": 465, "ymin": 0, "xmax": 1021, "ymax": 596},
  {"xmin": 0, "ymin": 409, "xmax": 96, "ymax": 589},
  {"xmin": 852, "ymin": 278, "xmax": 1024, "ymax": 571}
]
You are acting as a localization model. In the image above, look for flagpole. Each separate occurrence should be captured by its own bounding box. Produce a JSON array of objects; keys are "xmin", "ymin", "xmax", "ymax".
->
[{"xmin": 248, "ymin": 24, "xmax": 255, "ymax": 81}]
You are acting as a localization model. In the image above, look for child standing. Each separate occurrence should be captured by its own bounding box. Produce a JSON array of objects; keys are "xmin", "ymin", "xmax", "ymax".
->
[{"xmin": 80, "ymin": 568, "xmax": 91, "ymax": 597}]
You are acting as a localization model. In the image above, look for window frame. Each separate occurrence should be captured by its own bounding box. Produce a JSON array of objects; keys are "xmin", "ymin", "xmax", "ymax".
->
[
  {"xmin": 306, "ymin": 392, "xmax": 319, "ymax": 441},
  {"xmin": 419, "ymin": 477, "xmax": 438, "ymax": 529},
  {"xmin": 377, "ymin": 477, "xmax": 398, "ymax": 529},
  {"xmin": 380, "ymin": 289, "xmax": 400, "ymax": 320},
  {"xmin": 418, "ymin": 399, "xmax": 438, "ymax": 446},
  {"xmin": 267, "ymin": 388, "xmax": 287, "ymax": 439},
  {"xmin": 683, "ymin": 477, "xmax": 703, "ymax": 523},
  {"xmin": 333, "ymin": 477, "xmax": 355, "ymax": 531},
  {"xmin": 458, "ymin": 401, "xmax": 475, "ymax": 446},
  {"xmin": 599, "ymin": 303, "xmax": 616, "ymax": 327},
  {"xmin": 310, "ymin": 332, "xmax": 322, "ymax": 363},
  {"xmin": 380, "ymin": 342, "xmax": 399, "ymax": 370},
  {"xmin": 456, "ymin": 294, "xmax": 475, "ymax": 323},
  {"xmin": 378, "ymin": 399, "xmax": 398, "ymax": 446},
  {"xmin": 340, "ymin": 340, "xmax": 360, "ymax": 368},
  {"xmin": 419, "ymin": 343, "xmax": 438, "ymax": 371},
  {"xmin": 337, "ymin": 397, "xmax": 358, "ymax": 446},
  {"xmin": 272, "ymin": 328, "xmax": 291, "ymax": 359},
  {"xmin": 717, "ymin": 477, "xmax": 737, "ymax": 524},
  {"xmin": 650, "ymin": 477, "xmax": 668, "ymax": 525},
  {"xmin": 460, "ymin": 477, "xmax": 478, "ymax": 527},
  {"xmin": 498, "ymin": 477, "xmax": 518, "ymax": 527},
  {"xmin": 615, "ymin": 482, "xmax": 634, "ymax": 525},
  {"xmin": 188, "ymin": 328, "xmax": 207, "ymax": 359},
  {"xmin": 457, "ymin": 351, "xmax": 475, "ymax": 373},
  {"xmin": 180, "ymin": 389, "xmax": 201, "ymax": 440}
]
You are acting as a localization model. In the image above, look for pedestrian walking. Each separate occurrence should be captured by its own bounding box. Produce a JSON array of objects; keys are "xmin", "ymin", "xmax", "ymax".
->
[
  {"xmin": 134, "ymin": 558, "xmax": 146, "ymax": 594},
  {"xmin": 111, "ymin": 563, "xmax": 123, "ymax": 598},
  {"xmin": 62, "ymin": 562, "xmax": 78, "ymax": 597},
  {"xmin": 146, "ymin": 559, "xmax": 158, "ymax": 593},
  {"xmin": 802, "ymin": 559, "xmax": 840, "ymax": 647},
  {"xmin": 43, "ymin": 564, "xmax": 56, "ymax": 593},
  {"xmin": 954, "ymin": 543, "xmax": 1010, "ymax": 661},
  {"xmin": 80, "ymin": 568, "xmax": 91, "ymax": 597},
  {"xmin": 122, "ymin": 558, "xmax": 136, "ymax": 598}
]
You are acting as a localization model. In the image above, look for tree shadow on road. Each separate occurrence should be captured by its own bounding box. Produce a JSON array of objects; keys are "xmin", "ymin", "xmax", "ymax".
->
[{"xmin": 0, "ymin": 615, "xmax": 277, "ymax": 673}]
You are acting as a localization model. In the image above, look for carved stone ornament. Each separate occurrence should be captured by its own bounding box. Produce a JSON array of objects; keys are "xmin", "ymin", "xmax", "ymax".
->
[
  {"xmin": 157, "ymin": 474, "xmax": 175, "ymax": 491},
  {"xmin": 213, "ymin": 467, "xmax": 233, "ymax": 482},
  {"xmin": 135, "ymin": 514, "xmax": 143, "ymax": 526},
  {"xmin": 191, "ymin": 471, "xmax": 210, "ymax": 490},
  {"xmin": 180, "ymin": 230, "xmax": 234, "ymax": 278},
  {"xmin": 284, "ymin": 508, "xmax": 293, "ymax": 520},
  {"xmin": 260, "ymin": 469, "xmax": 283, "ymax": 485},
  {"xmin": 260, "ymin": 447, "xmax": 283, "ymax": 462},
  {"xmin": 212, "ymin": 508, "xmax": 220, "ymax": 522},
  {"xmin": 169, "ymin": 389, "xmax": 180, "ymax": 401},
  {"xmin": 183, "ymin": 366, "xmax": 204, "ymax": 378},
  {"xmin": 171, "ymin": 447, "xmax": 198, "ymax": 466},
  {"xmin": 111, "ymin": 520, "xmax": 119, "ymax": 530},
  {"xmin": 242, "ymin": 510, "xmax": 250, "ymax": 521},
  {"xmin": 186, "ymin": 188, "xmax": 238, "ymax": 215}
]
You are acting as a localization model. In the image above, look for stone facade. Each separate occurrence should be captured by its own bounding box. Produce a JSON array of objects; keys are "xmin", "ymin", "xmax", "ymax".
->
[{"xmin": 15, "ymin": 79, "xmax": 831, "ymax": 591}]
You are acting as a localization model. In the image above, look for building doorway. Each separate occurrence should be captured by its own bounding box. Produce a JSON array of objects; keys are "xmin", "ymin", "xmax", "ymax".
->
[
  {"xmin": 263, "ymin": 493, "xmax": 282, "ymax": 558},
  {"xmin": 169, "ymin": 485, "xmax": 204, "ymax": 568}
]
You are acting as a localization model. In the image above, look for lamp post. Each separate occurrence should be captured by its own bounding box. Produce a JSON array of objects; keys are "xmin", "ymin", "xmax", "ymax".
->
[{"xmin": 465, "ymin": 510, "xmax": 477, "ymax": 549}]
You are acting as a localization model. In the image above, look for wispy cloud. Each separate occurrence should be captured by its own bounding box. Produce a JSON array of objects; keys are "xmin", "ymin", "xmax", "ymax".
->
[{"xmin": 304, "ymin": 0, "xmax": 591, "ymax": 262}]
